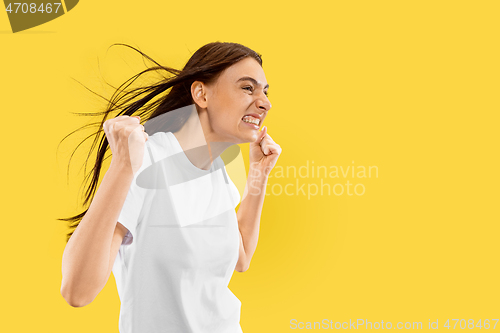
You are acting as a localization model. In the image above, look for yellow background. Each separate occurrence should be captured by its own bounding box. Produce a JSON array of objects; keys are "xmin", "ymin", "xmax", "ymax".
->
[{"xmin": 1, "ymin": 0, "xmax": 499, "ymax": 332}]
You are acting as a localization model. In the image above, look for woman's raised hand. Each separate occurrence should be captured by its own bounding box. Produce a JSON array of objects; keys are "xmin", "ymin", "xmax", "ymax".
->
[
  {"xmin": 103, "ymin": 115, "xmax": 149, "ymax": 174},
  {"xmin": 249, "ymin": 126, "xmax": 282, "ymax": 176}
]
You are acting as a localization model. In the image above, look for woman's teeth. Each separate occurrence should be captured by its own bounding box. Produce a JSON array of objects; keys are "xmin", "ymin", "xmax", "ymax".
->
[{"xmin": 242, "ymin": 116, "xmax": 260, "ymax": 125}]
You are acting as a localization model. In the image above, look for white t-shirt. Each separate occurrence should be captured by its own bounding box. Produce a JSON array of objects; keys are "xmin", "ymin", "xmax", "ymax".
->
[{"xmin": 112, "ymin": 131, "xmax": 243, "ymax": 333}]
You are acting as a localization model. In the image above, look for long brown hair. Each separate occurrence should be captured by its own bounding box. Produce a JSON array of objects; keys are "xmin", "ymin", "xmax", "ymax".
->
[{"xmin": 57, "ymin": 42, "xmax": 263, "ymax": 243}]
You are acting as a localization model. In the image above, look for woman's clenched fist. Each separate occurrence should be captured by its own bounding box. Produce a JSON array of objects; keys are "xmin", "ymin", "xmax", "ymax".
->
[{"xmin": 103, "ymin": 115, "xmax": 149, "ymax": 174}]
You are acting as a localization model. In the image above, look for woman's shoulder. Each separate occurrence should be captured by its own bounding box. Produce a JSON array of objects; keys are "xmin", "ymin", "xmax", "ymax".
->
[{"xmin": 146, "ymin": 131, "xmax": 168, "ymax": 146}]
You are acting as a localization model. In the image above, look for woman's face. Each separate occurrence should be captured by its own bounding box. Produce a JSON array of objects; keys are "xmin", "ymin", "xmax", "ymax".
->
[{"xmin": 194, "ymin": 57, "xmax": 271, "ymax": 144}]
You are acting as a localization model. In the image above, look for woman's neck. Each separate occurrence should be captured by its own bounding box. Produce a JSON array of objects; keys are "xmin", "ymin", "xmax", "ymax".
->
[{"xmin": 172, "ymin": 105, "xmax": 233, "ymax": 171}]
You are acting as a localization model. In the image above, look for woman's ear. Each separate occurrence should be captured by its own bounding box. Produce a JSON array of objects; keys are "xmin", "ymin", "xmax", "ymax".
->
[{"xmin": 191, "ymin": 81, "xmax": 208, "ymax": 109}]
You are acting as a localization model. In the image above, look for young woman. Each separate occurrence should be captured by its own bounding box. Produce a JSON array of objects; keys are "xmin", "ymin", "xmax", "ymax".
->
[{"xmin": 59, "ymin": 42, "xmax": 282, "ymax": 332}]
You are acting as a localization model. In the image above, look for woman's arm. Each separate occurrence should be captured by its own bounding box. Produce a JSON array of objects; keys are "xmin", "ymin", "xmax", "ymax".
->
[
  {"xmin": 60, "ymin": 162, "xmax": 134, "ymax": 307},
  {"xmin": 235, "ymin": 166, "xmax": 269, "ymax": 272},
  {"xmin": 61, "ymin": 115, "xmax": 147, "ymax": 307},
  {"xmin": 235, "ymin": 125, "xmax": 281, "ymax": 272}
]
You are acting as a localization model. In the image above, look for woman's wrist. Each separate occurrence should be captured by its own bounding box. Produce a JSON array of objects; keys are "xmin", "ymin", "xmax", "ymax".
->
[
  {"xmin": 247, "ymin": 164, "xmax": 270, "ymax": 190},
  {"xmin": 248, "ymin": 163, "xmax": 270, "ymax": 179},
  {"xmin": 109, "ymin": 158, "xmax": 135, "ymax": 178},
  {"xmin": 248, "ymin": 162, "xmax": 272, "ymax": 179}
]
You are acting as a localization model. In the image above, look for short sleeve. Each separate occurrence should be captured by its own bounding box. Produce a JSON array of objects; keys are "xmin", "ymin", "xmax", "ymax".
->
[{"xmin": 117, "ymin": 140, "xmax": 154, "ymax": 245}]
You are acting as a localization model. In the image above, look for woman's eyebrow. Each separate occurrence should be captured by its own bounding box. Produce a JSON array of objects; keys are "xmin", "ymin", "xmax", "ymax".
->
[{"xmin": 236, "ymin": 76, "xmax": 269, "ymax": 89}]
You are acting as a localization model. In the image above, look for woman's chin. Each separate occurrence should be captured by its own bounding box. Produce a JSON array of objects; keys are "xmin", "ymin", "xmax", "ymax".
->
[
  {"xmin": 248, "ymin": 128, "xmax": 262, "ymax": 141},
  {"xmin": 238, "ymin": 124, "xmax": 260, "ymax": 142}
]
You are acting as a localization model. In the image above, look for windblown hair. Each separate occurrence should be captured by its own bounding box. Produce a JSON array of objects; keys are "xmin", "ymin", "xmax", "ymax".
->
[{"xmin": 57, "ymin": 42, "xmax": 263, "ymax": 243}]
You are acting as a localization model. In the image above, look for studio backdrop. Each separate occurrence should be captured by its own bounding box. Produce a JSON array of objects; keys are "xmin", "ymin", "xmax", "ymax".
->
[{"xmin": 1, "ymin": 0, "xmax": 499, "ymax": 332}]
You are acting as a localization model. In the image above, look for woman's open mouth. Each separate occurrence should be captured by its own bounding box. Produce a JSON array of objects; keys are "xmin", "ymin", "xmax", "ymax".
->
[{"xmin": 241, "ymin": 115, "xmax": 260, "ymax": 129}]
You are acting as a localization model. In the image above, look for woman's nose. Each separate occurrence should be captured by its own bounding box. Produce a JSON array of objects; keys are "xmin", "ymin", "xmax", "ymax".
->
[{"xmin": 256, "ymin": 94, "xmax": 271, "ymax": 111}]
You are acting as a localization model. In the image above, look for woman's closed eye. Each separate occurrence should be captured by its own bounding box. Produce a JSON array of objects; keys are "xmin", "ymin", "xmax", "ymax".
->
[{"xmin": 243, "ymin": 86, "xmax": 269, "ymax": 97}]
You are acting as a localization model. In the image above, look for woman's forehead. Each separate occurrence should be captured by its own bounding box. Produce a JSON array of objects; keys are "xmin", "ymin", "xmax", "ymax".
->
[{"xmin": 221, "ymin": 58, "xmax": 267, "ymax": 86}]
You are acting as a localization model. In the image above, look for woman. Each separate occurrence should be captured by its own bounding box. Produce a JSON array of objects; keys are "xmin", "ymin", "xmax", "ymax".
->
[{"xmin": 59, "ymin": 42, "xmax": 282, "ymax": 332}]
